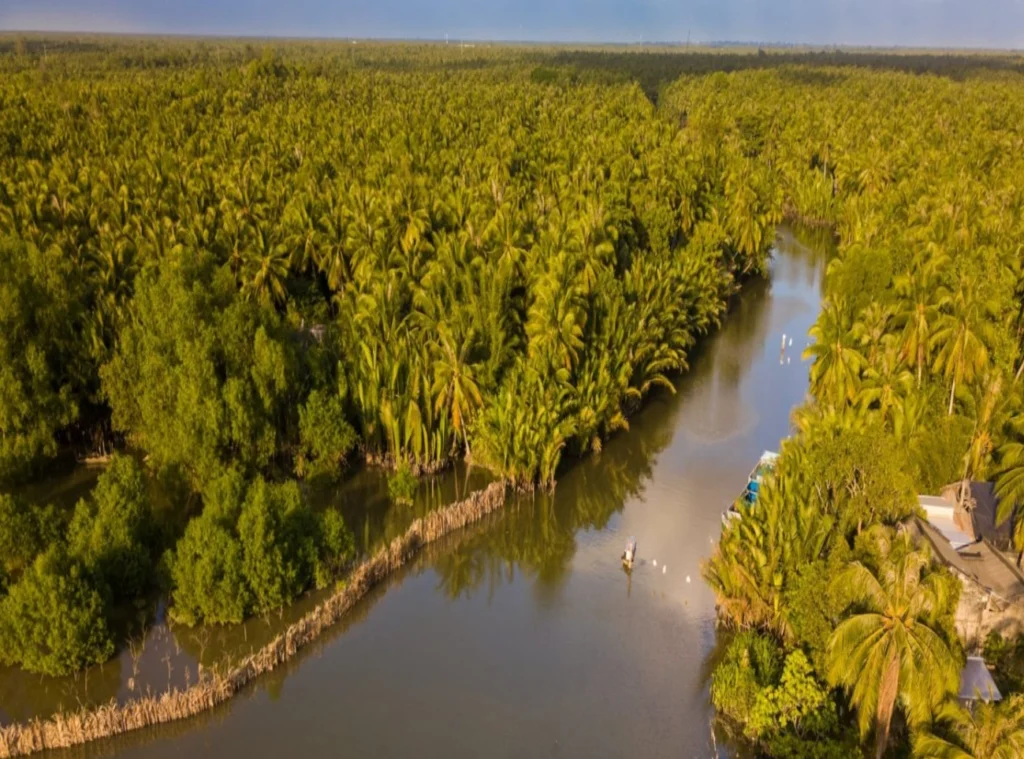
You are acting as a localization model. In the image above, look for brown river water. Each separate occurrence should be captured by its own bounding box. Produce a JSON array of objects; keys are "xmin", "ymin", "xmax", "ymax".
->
[{"xmin": 4, "ymin": 225, "xmax": 829, "ymax": 759}]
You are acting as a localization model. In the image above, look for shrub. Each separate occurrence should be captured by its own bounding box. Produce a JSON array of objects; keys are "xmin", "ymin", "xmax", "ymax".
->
[
  {"xmin": 0, "ymin": 493, "xmax": 63, "ymax": 580},
  {"xmin": 168, "ymin": 472, "xmax": 354, "ymax": 625},
  {"xmin": 710, "ymin": 631, "xmax": 849, "ymax": 757},
  {"xmin": 296, "ymin": 389, "xmax": 357, "ymax": 479},
  {"xmin": 166, "ymin": 517, "xmax": 249, "ymax": 625},
  {"xmin": 316, "ymin": 508, "xmax": 356, "ymax": 588},
  {"xmin": 387, "ymin": 462, "xmax": 418, "ymax": 505},
  {"xmin": 710, "ymin": 630, "xmax": 783, "ymax": 730},
  {"xmin": 68, "ymin": 455, "xmax": 154, "ymax": 601},
  {"xmin": 0, "ymin": 547, "xmax": 113, "ymax": 676},
  {"xmin": 238, "ymin": 478, "xmax": 312, "ymax": 615}
]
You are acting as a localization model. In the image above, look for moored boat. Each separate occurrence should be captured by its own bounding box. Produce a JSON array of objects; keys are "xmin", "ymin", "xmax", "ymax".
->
[{"xmin": 722, "ymin": 451, "xmax": 779, "ymax": 524}]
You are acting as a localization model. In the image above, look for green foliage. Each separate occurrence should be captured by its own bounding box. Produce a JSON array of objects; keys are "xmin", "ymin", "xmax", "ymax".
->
[
  {"xmin": 68, "ymin": 455, "xmax": 154, "ymax": 601},
  {"xmin": 915, "ymin": 413, "xmax": 975, "ymax": 494},
  {"xmin": 387, "ymin": 463, "xmax": 418, "ymax": 505},
  {"xmin": 827, "ymin": 245, "xmax": 893, "ymax": 317},
  {"xmin": 803, "ymin": 418, "xmax": 917, "ymax": 533},
  {"xmin": 712, "ymin": 632, "xmax": 849, "ymax": 756},
  {"xmin": 749, "ymin": 650, "xmax": 834, "ymax": 738},
  {"xmin": 710, "ymin": 631, "xmax": 783, "ymax": 731},
  {"xmin": 167, "ymin": 471, "xmax": 354, "ymax": 625},
  {"xmin": 3, "ymin": 41, "xmax": 1024, "ymax": 723},
  {"xmin": 2, "ymin": 43, "xmax": 783, "ymax": 490},
  {"xmin": 983, "ymin": 632, "xmax": 1024, "ymax": 696},
  {"xmin": 783, "ymin": 551, "xmax": 850, "ymax": 677},
  {"xmin": 0, "ymin": 547, "xmax": 113, "ymax": 676},
  {"xmin": 102, "ymin": 255, "xmax": 300, "ymax": 488},
  {"xmin": 296, "ymin": 389, "xmax": 357, "ymax": 479},
  {"xmin": 0, "ymin": 457, "xmax": 161, "ymax": 674},
  {"xmin": 0, "ymin": 494, "xmax": 63, "ymax": 580},
  {"xmin": 762, "ymin": 732, "xmax": 855, "ymax": 759},
  {"xmin": 0, "ymin": 237, "xmax": 82, "ymax": 484}
]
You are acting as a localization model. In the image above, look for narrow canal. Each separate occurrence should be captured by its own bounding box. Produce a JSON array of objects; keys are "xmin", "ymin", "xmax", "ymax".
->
[{"xmin": 44, "ymin": 226, "xmax": 828, "ymax": 759}]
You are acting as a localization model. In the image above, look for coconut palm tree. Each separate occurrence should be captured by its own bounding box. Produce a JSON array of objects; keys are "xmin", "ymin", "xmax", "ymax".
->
[
  {"xmin": 856, "ymin": 341, "xmax": 913, "ymax": 422},
  {"xmin": 242, "ymin": 222, "xmax": 290, "ymax": 306},
  {"xmin": 805, "ymin": 298, "xmax": 866, "ymax": 407},
  {"xmin": 931, "ymin": 275, "xmax": 999, "ymax": 415},
  {"xmin": 895, "ymin": 254, "xmax": 946, "ymax": 387},
  {"xmin": 432, "ymin": 324, "xmax": 483, "ymax": 456},
  {"xmin": 994, "ymin": 415, "xmax": 1024, "ymax": 566},
  {"xmin": 914, "ymin": 695, "xmax": 1024, "ymax": 759},
  {"xmin": 828, "ymin": 529, "xmax": 960, "ymax": 759}
]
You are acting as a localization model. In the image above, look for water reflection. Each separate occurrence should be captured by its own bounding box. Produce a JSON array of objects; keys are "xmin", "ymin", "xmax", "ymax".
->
[{"xmin": 433, "ymin": 418, "xmax": 675, "ymax": 603}]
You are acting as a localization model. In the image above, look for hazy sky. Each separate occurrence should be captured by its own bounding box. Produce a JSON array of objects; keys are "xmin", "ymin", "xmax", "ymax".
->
[{"xmin": 1, "ymin": 0, "xmax": 1022, "ymax": 48}]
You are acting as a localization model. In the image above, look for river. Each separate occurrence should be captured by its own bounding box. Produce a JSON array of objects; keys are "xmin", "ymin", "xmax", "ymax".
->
[{"xmin": 26, "ymin": 225, "xmax": 828, "ymax": 759}]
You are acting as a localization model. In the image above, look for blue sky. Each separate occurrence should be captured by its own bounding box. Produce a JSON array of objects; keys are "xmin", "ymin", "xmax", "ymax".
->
[{"xmin": 1, "ymin": 0, "xmax": 1022, "ymax": 49}]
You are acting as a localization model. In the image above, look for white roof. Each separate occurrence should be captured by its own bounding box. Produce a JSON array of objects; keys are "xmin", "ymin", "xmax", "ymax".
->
[{"xmin": 919, "ymin": 495, "xmax": 975, "ymax": 551}]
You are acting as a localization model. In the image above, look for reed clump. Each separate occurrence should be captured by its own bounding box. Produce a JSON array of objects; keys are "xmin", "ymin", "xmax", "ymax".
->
[{"xmin": 0, "ymin": 480, "xmax": 509, "ymax": 758}]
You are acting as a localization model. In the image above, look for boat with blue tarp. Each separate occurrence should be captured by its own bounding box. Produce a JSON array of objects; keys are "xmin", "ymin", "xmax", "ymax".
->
[{"xmin": 722, "ymin": 451, "xmax": 779, "ymax": 523}]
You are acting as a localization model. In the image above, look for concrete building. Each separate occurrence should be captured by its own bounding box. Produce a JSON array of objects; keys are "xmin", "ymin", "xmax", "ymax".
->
[{"xmin": 912, "ymin": 486, "xmax": 1024, "ymax": 650}]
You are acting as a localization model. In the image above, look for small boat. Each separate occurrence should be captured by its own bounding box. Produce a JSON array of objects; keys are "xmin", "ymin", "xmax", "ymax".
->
[
  {"xmin": 622, "ymin": 536, "xmax": 637, "ymax": 568},
  {"xmin": 722, "ymin": 451, "xmax": 779, "ymax": 524}
]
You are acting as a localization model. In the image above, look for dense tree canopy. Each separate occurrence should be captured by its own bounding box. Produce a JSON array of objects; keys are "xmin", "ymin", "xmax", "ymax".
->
[
  {"xmin": 0, "ymin": 41, "xmax": 782, "ymax": 673},
  {"xmin": 0, "ymin": 42, "xmax": 778, "ymax": 491},
  {"xmin": 5, "ymin": 41, "xmax": 1024, "ymax": 754}
]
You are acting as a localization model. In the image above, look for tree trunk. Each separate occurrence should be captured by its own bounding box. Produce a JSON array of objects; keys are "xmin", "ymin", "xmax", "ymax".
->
[
  {"xmin": 875, "ymin": 653, "xmax": 900, "ymax": 759},
  {"xmin": 955, "ymin": 477, "xmax": 973, "ymax": 533},
  {"xmin": 948, "ymin": 375, "xmax": 956, "ymax": 416},
  {"xmin": 1015, "ymin": 357, "xmax": 1024, "ymax": 384}
]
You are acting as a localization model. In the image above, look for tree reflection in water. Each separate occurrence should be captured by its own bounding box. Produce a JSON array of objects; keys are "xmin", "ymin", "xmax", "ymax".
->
[{"xmin": 433, "ymin": 397, "xmax": 676, "ymax": 601}]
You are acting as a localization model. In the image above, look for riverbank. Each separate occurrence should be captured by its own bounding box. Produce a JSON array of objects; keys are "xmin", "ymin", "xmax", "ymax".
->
[{"xmin": 0, "ymin": 480, "xmax": 509, "ymax": 758}]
